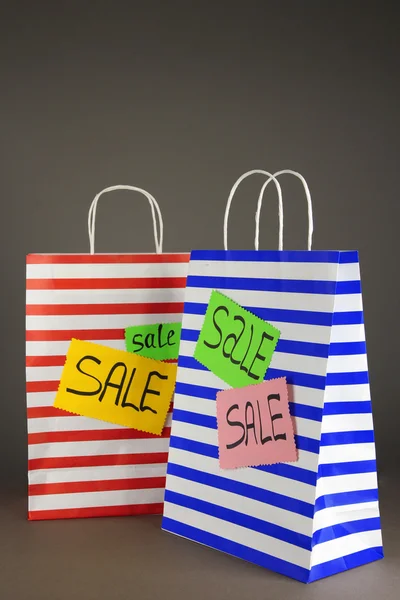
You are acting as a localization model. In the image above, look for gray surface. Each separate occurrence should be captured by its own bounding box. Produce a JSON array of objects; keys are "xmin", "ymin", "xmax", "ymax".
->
[
  {"xmin": 0, "ymin": 473, "xmax": 398, "ymax": 599},
  {"xmin": 0, "ymin": 1, "xmax": 399, "ymax": 597}
]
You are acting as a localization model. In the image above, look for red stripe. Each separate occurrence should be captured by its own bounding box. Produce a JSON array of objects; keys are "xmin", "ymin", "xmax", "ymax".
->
[
  {"xmin": 27, "ymin": 381, "xmax": 58, "ymax": 393},
  {"xmin": 29, "ymin": 476, "xmax": 166, "ymax": 496},
  {"xmin": 28, "ymin": 503, "xmax": 163, "ymax": 520},
  {"xmin": 26, "ymin": 302, "xmax": 184, "ymax": 315},
  {"xmin": 26, "ymin": 355, "xmax": 178, "ymax": 367},
  {"xmin": 26, "ymin": 277, "xmax": 187, "ymax": 290},
  {"xmin": 26, "ymin": 355, "xmax": 67, "ymax": 367},
  {"xmin": 27, "ymin": 407, "xmax": 72, "ymax": 418},
  {"xmin": 27, "ymin": 406, "xmax": 173, "ymax": 418},
  {"xmin": 26, "ymin": 329, "xmax": 125, "ymax": 341},
  {"xmin": 28, "ymin": 452, "xmax": 169, "ymax": 470},
  {"xmin": 27, "ymin": 254, "xmax": 189, "ymax": 264},
  {"xmin": 28, "ymin": 427, "xmax": 171, "ymax": 444}
]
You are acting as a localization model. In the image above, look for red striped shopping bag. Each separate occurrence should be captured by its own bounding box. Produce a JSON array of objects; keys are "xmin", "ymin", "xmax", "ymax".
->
[{"xmin": 26, "ymin": 185, "xmax": 190, "ymax": 520}]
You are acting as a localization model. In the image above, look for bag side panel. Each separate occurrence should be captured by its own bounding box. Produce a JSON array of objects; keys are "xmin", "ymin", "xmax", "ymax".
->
[{"xmin": 309, "ymin": 252, "xmax": 383, "ymax": 582}]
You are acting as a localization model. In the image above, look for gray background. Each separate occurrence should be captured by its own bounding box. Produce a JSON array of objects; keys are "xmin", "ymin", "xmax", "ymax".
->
[{"xmin": 0, "ymin": 2, "xmax": 399, "ymax": 599}]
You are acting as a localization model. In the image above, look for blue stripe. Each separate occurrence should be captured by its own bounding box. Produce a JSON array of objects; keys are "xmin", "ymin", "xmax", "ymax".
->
[
  {"xmin": 322, "ymin": 401, "xmax": 372, "ymax": 415},
  {"xmin": 169, "ymin": 436, "xmax": 318, "ymax": 486},
  {"xmin": 329, "ymin": 341, "xmax": 367, "ymax": 355},
  {"xmin": 266, "ymin": 368, "xmax": 326, "ymax": 390},
  {"xmin": 181, "ymin": 329, "xmax": 331, "ymax": 359},
  {"xmin": 187, "ymin": 275, "xmax": 361, "ymax": 295},
  {"xmin": 339, "ymin": 251, "xmax": 359, "ymax": 264},
  {"xmin": 308, "ymin": 546, "xmax": 383, "ymax": 582},
  {"xmin": 332, "ymin": 311, "xmax": 364, "ymax": 325},
  {"xmin": 166, "ymin": 461, "xmax": 314, "ymax": 518},
  {"xmin": 326, "ymin": 371, "xmax": 369, "ymax": 386},
  {"xmin": 185, "ymin": 302, "xmax": 336, "ymax": 326},
  {"xmin": 175, "ymin": 381, "xmax": 217, "ymax": 400},
  {"xmin": 172, "ymin": 408, "xmax": 320, "ymax": 454},
  {"xmin": 320, "ymin": 430, "xmax": 374, "ymax": 446},
  {"xmin": 289, "ymin": 403, "xmax": 323, "ymax": 422},
  {"xmin": 277, "ymin": 339, "xmax": 329, "ymax": 358},
  {"xmin": 312, "ymin": 517, "xmax": 381, "ymax": 546},
  {"xmin": 162, "ymin": 517, "xmax": 310, "ymax": 583},
  {"xmin": 190, "ymin": 250, "xmax": 342, "ymax": 264},
  {"xmin": 181, "ymin": 330, "xmax": 367, "ymax": 358},
  {"xmin": 318, "ymin": 460, "xmax": 377, "ymax": 478},
  {"xmin": 256, "ymin": 463, "xmax": 317, "ymax": 486},
  {"xmin": 164, "ymin": 490, "xmax": 312, "ymax": 550},
  {"xmin": 177, "ymin": 355, "xmax": 327, "ymax": 390},
  {"xmin": 173, "ymin": 408, "xmax": 217, "ymax": 430},
  {"xmin": 314, "ymin": 488, "xmax": 379, "ymax": 512},
  {"xmin": 180, "ymin": 328, "xmax": 200, "ymax": 342},
  {"xmin": 169, "ymin": 435, "xmax": 219, "ymax": 459}
]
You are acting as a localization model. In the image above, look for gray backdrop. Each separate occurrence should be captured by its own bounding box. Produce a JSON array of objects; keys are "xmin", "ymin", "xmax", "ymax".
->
[{"xmin": 1, "ymin": 0, "xmax": 399, "ymax": 491}]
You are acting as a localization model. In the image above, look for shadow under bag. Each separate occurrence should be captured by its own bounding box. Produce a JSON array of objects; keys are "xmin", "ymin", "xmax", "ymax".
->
[{"xmin": 162, "ymin": 169, "xmax": 383, "ymax": 583}]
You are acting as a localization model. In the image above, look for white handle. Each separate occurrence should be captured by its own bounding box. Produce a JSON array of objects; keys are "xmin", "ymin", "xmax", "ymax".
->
[
  {"xmin": 255, "ymin": 170, "xmax": 314, "ymax": 251},
  {"xmin": 223, "ymin": 170, "xmax": 283, "ymax": 250},
  {"xmin": 88, "ymin": 185, "xmax": 164, "ymax": 254}
]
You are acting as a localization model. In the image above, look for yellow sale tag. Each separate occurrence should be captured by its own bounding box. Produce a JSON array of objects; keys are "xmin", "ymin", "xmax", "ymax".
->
[{"xmin": 54, "ymin": 339, "xmax": 177, "ymax": 435}]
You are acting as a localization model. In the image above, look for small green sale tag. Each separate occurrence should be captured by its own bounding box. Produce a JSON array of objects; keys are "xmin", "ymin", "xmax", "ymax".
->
[
  {"xmin": 125, "ymin": 322, "xmax": 182, "ymax": 361},
  {"xmin": 194, "ymin": 290, "xmax": 281, "ymax": 388}
]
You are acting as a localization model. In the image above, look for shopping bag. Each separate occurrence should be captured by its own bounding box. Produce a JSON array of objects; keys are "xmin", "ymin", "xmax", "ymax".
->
[
  {"xmin": 162, "ymin": 170, "xmax": 383, "ymax": 582},
  {"xmin": 26, "ymin": 185, "xmax": 190, "ymax": 520}
]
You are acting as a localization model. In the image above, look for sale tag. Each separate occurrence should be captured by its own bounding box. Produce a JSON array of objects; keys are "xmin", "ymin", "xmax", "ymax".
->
[
  {"xmin": 194, "ymin": 290, "xmax": 280, "ymax": 388},
  {"xmin": 54, "ymin": 339, "xmax": 177, "ymax": 435},
  {"xmin": 125, "ymin": 322, "xmax": 181, "ymax": 361},
  {"xmin": 216, "ymin": 377, "xmax": 297, "ymax": 469}
]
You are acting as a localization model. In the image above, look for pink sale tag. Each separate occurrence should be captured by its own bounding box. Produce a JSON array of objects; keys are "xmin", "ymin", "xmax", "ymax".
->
[{"xmin": 216, "ymin": 377, "xmax": 297, "ymax": 469}]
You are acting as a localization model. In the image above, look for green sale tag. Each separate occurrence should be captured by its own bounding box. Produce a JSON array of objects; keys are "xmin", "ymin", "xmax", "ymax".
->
[
  {"xmin": 194, "ymin": 290, "xmax": 281, "ymax": 388},
  {"xmin": 125, "ymin": 322, "xmax": 182, "ymax": 361}
]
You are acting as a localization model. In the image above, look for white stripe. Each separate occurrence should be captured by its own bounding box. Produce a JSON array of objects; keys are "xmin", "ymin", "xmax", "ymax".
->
[
  {"xmin": 28, "ymin": 487, "xmax": 164, "ymax": 511},
  {"xmin": 28, "ymin": 437, "xmax": 170, "ymax": 458},
  {"xmin": 28, "ymin": 414, "xmax": 173, "ymax": 434},
  {"xmin": 315, "ymin": 472, "xmax": 378, "ymax": 498},
  {"xmin": 168, "ymin": 445, "xmax": 317, "ymax": 504},
  {"xmin": 27, "ymin": 288, "xmax": 186, "ymax": 305},
  {"xmin": 27, "ymin": 262, "xmax": 189, "ymax": 279},
  {"xmin": 318, "ymin": 443, "xmax": 376, "ymax": 465},
  {"xmin": 311, "ymin": 529, "xmax": 382, "ymax": 567},
  {"xmin": 176, "ymin": 365, "xmax": 326, "ymax": 409},
  {"xmin": 326, "ymin": 354, "xmax": 368, "ymax": 374},
  {"xmin": 29, "ymin": 463, "xmax": 167, "ymax": 484},
  {"xmin": 166, "ymin": 473, "xmax": 312, "ymax": 537},
  {"xmin": 26, "ymin": 340, "xmax": 127, "ymax": 356},
  {"xmin": 179, "ymin": 339, "xmax": 328, "ymax": 378},
  {"xmin": 185, "ymin": 287, "xmax": 337, "ymax": 313},
  {"xmin": 337, "ymin": 261, "xmax": 360, "ymax": 282},
  {"xmin": 171, "ymin": 395, "xmax": 321, "ymax": 442},
  {"xmin": 182, "ymin": 314, "xmax": 333, "ymax": 345},
  {"xmin": 320, "ymin": 414, "xmax": 373, "ymax": 434},
  {"xmin": 312, "ymin": 501, "xmax": 380, "ymax": 533},
  {"xmin": 27, "ymin": 391, "xmax": 56, "ymax": 408},
  {"xmin": 333, "ymin": 294, "xmax": 363, "ymax": 313},
  {"xmin": 27, "ymin": 366, "xmax": 63, "ymax": 382},
  {"xmin": 26, "ymin": 313, "xmax": 185, "ymax": 330},
  {"xmin": 324, "ymin": 384, "xmax": 371, "ymax": 402},
  {"xmin": 163, "ymin": 501, "xmax": 311, "ymax": 569},
  {"xmin": 188, "ymin": 260, "xmax": 346, "ymax": 281},
  {"xmin": 330, "ymin": 324, "xmax": 366, "ymax": 343}
]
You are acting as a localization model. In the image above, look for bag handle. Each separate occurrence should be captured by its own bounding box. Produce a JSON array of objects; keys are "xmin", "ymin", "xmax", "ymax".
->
[
  {"xmin": 255, "ymin": 170, "xmax": 314, "ymax": 251},
  {"xmin": 223, "ymin": 170, "xmax": 283, "ymax": 250},
  {"xmin": 88, "ymin": 185, "xmax": 164, "ymax": 254}
]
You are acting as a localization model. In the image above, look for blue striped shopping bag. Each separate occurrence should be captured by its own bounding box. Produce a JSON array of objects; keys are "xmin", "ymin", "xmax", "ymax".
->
[{"xmin": 162, "ymin": 170, "xmax": 383, "ymax": 583}]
